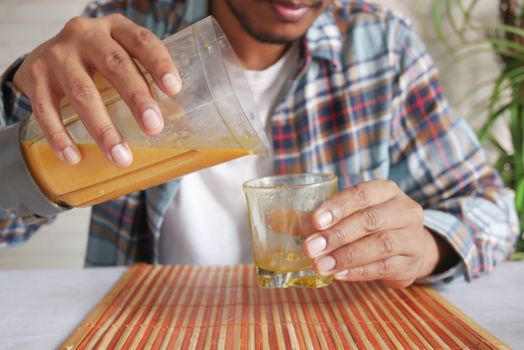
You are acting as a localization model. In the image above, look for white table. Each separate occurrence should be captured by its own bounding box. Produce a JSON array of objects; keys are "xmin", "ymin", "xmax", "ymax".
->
[{"xmin": 0, "ymin": 262, "xmax": 522, "ymax": 350}]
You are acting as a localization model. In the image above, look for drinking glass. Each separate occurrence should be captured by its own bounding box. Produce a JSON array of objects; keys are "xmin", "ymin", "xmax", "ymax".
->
[{"xmin": 243, "ymin": 173, "xmax": 338, "ymax": 288}]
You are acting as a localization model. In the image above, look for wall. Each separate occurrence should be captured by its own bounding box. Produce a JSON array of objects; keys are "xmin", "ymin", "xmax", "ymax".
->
[{"xmin": 0, "ymin": 0, "xmax": 502, "ymax": 269}]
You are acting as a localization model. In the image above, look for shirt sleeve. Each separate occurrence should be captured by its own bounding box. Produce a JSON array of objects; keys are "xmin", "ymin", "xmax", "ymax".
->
[
  {"xmin": 83, "ymin": 0, "xmax": 128, "ymax": 17},
  {"xmin": 389, "ymin": 19, "xmax": 520, "ymax": 283},
  {"xmin": 1, "ymin": 56, "xmax": 32, "ymax": 127}
]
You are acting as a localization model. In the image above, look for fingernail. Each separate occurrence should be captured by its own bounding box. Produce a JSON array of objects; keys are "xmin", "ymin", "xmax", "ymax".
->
[
  {"xmin": 142, "ymin": 108, "xmax": 163, "ymax": 132},
  {"xmin": 307, "ymin": 235, "xmax": 327, "ymax": 257},
  {"xmin": 317, "ymin": 210, "xmax": 333, "ymax": 229},
  {"xmin": 62, "ymin": 146, "xmax": 80, "ymax": 165},
  {"xmin": 110, "ymin": 143, "xmax": 132, "ymax": 167},
  {"xmin": 335, "ymin": 269, "xmax": 349, "ymax": 278},
  {"xmin": 317, "ymin": 256, "xmax": 336, "ymax": 273},
  {"xmin": 162, "ymin": 73, "xmax": 182, "ymax": 94}
]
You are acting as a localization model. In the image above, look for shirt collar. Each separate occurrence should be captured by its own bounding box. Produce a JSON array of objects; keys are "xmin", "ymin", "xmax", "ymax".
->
[
  {"xmin": 305, "ymin": 2, "xmax": 344, "ymax": 68},
  {"xmin": 180, "ymin": 0, "xmax": 209, "ymax": 24}
]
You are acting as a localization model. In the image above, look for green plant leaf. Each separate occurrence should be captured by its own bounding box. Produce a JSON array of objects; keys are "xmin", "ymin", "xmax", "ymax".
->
[
  {"xmin": 462, "ymin": 0, "xmax": 479, "ymax": 23},
  {"xmin": 490, "ymin": 37, "xmax": 524, "ymax": 56},
  {"xmin": 488, "ymin": 136, "xmax": 510, "ymax": 157},
  {"xmin": 445, "ymin": 0, "xmax": 464, "ymax": 41},
  {"xmin": 478, "ymin": 103, "xmax": 512, "ymax": 141},
  {"xmin": 487, "ymin": 73, "xmax": 512, "ymax": 124},
  {"xmin": 470, "ymin": 23, "xmax": 524, "ymax": 39},
  {"xmin": 510, "ymin": 103, "xmax": 523, "ymax": 183},
  {"xmin": 493, "ymin": 24, "xmax": 524, "ymax": 39},
  {"xmin": 484, "ymin": 66, "xmax": 524, "ymax": 124},
  {"xmin": 434, "ymin": 39, "xmax": 494, "ymax": 62},
  {"xmin": 451, "ymin": 78, "xmax": 501, "ymax": 116},
  {"xmin": 515, "ymin": 178, "xmax": 524, "ymax": 213},
  {"xmin": 439, "ymin": 47, "xmax": 524, "ymax": 73},
  {"xmin": 432, "ymin": 0, "xmax": 452, "ymax": 50},
  {"xmin": 520, "ymin": 100, "xmax": 524, "ymax": 183}
]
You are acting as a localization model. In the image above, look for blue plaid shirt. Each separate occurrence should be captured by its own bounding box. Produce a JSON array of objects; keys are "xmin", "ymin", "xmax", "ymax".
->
[{"xmin": 0, "ymin": 0, "xmax": 519, "ymax": 283}]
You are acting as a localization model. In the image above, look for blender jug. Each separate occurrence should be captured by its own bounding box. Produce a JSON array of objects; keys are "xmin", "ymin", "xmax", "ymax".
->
[{"xmin": 0, "ymin": 16, "xmax": 271, "ymax": 220}]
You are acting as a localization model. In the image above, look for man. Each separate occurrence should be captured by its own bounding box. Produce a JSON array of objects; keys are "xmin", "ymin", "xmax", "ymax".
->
[{"xmin": 0, "ymin": 0, "xmax": 519, "ymax": 288}]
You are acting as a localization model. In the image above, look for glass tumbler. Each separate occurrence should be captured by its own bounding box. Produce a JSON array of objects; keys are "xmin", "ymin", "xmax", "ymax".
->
[{"xmin": 243, "ymin": 173, "xmax": 338, "ymax": 288}]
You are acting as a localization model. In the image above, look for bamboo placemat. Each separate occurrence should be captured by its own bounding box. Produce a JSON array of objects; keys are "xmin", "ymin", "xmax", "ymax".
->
[{"xmin": 61, "ymin": 264, "xmax": 509, "ymax": 349}]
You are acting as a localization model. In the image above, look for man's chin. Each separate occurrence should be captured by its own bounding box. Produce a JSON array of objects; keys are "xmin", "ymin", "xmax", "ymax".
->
[
  {"xmin": 249, "ymin": 31, "xmax": 302, "ymax": 45},
  {"xmin": 225, "ymin": 0, "xmax": 311, "ymax": 44}
]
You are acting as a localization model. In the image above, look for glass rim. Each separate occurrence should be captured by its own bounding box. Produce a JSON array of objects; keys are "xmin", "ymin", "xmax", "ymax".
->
[{"xmin": 242, "ymin": 173, "xmax": 337, "ymax": 190}]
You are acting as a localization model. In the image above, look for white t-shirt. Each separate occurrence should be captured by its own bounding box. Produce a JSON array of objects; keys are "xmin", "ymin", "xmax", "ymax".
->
[{"xmin": 159, "ymin": 43, "xmax": 300, "ymax": 265}]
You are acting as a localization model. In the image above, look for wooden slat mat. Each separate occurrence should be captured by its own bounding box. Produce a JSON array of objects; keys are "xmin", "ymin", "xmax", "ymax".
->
[{"xmin": 62, "ymin": 264, "xmax": 508, "ymax": 349}]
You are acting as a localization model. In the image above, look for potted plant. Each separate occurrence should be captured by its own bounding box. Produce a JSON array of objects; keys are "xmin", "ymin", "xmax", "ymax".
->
[{"xmin": 431, "ymin": 0, "xmax": 524, "ymax": 256}]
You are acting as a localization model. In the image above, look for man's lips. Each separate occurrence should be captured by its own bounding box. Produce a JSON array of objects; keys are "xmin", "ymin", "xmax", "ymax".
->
[{"xmin": 271, "ymin": 1, "xmax": 314, "ymax": 22}]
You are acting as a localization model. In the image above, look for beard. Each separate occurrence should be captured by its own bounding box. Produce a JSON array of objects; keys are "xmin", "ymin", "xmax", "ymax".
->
[{"xmin": 224, "ymin": 0, "xmax": 325, "ymax": 44}]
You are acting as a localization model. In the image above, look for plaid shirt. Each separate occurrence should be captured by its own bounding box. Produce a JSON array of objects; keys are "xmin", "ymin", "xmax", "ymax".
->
[{"xmin": 0, "ymin": 0, "xmax": 519, "ymax": 282}]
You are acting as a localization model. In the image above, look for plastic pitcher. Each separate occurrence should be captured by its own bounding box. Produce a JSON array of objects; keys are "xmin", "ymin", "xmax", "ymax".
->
[{"xmin": 0, "ymin": 16, "xmax": 271, "ymax": 219}]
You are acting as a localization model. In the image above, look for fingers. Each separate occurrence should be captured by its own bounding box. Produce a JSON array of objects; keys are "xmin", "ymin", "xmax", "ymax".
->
[
  {"xmin": 86, "ymin": 34, "xmax": 164, "ymax": 136},
  {"xmin": 333, "ymin": 256, "xmax": 400, "ymax": 281},
  {"xmin": 331, "ymin": 228, "xmax": 439, "ymax": 288},
  {"xmin": 304, "ymin": 195, "xmax": 419, "ymax": 258},
  {"xmin": 30, "ymin": 80, "xmax": 81, "ymax": 165},
  {"xmin": 315, "ymin": 229, "xmax": 409, "ymax": 275},
  {"xmin": 109, "ymin": 14, "xmax": 182, "ymax": 95},
  {"xmin": 59, "ymin": 68, "xmax": 132, "ymax": 168},
  {"xmin": 301, "ymin": 179, "xmax": 426, "ymax": 287},
  {"xmin": 312, "ymin": 179, "xmax": 400, "ymax": 230},
  {"xmin": 333, "ymin": 256, "xmax": 416, "ymax": 288}
]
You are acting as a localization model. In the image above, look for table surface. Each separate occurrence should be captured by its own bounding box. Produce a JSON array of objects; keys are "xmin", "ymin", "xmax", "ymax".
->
[{"xmin": 0, "ymin": 262, "xmax": 522, "ymax": 350}]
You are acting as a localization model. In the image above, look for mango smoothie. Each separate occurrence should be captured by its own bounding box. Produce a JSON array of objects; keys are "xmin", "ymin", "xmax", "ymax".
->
[{"xmin": 21, "ymin": 141, "xmax": 250, "ymax": 207}]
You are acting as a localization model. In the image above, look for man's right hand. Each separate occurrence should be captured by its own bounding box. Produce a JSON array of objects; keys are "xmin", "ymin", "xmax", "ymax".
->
[{"xmin": 13, "ymin": 14, "xmax": 182, "ymax": 167}]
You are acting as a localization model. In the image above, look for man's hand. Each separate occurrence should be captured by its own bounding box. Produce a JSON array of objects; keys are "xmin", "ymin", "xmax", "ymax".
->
[
  {"xmin": 13, "ymin": 14, "xmax": 181, "ymax": 167},
  {"xmin": 303, "ymin": 179, "xmax": 447, "ymax": 288}
]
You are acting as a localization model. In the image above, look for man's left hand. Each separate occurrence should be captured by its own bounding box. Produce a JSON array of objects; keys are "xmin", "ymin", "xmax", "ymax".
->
[{"xmin": 303, "ymin": 179, "xmax": 441, "ymax": 288}]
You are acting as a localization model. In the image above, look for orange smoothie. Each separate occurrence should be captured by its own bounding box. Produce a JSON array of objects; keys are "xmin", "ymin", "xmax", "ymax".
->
[
  {"xmin": 21, "ymin": 141, "xmax": 250, "ymax": 207},
  {"xmin": 255, "ymin": 250, "xmax": 312, "ymax": 273},
  {"xmin": 254, "ymin": 250, "xmax": 333, "ymax": 288}
]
